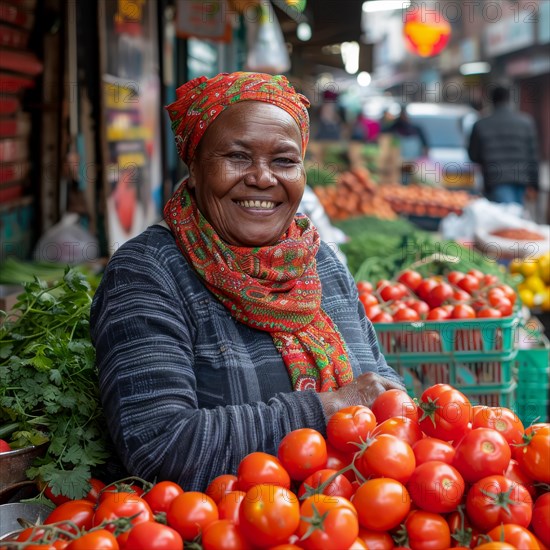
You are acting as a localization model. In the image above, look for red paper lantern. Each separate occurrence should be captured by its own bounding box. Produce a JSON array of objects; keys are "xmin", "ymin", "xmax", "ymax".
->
[{"xmin": 403, "ymin": 7, "xmax": 451, "ymax": 57}]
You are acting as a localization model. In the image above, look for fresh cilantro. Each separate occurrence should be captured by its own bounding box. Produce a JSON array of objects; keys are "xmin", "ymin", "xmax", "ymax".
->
[{"xmin": 0, "ymin": 268, "xmax": 112, "ymax": 499}]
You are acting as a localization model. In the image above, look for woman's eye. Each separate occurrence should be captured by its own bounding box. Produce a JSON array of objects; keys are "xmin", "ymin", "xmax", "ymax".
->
[
  {"xmin": 275, "ymin": 157, "xmax": 297, "ymax": 165},
  {"xmin": 228, "ymin": 152, "xmax": 247, "ymax": 160}
]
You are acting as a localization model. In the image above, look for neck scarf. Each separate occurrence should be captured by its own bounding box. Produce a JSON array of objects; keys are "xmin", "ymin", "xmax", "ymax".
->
[{"xmin": 164, "ymin": 182, "xmax": 353, "ymax": 392}]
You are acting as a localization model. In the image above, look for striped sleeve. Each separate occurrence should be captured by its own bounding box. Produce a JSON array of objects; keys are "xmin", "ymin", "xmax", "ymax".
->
[{"xmin": 90, "ymin": 239, "xmax": 327, "ymax": 491}]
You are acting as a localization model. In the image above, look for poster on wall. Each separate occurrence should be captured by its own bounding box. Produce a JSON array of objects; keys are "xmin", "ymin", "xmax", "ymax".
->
[{"xmin": 99, "ymin": 0, "xmax": 163, "ymax": 252}]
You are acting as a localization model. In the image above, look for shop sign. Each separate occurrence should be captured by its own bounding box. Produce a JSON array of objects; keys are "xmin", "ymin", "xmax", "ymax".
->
[
  {"xmin": 484, "ymin": 11, "xmax": 536, "ymax": 56},
  {"xmin": 99, "ymin": 0, "xmax": 163, "ymax": 251},
  {"xmin": 176, "ymin": 0, "xmax": 232, "ymax": 42}
]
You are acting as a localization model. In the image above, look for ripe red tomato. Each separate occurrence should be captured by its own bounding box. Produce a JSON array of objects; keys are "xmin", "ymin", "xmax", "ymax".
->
[
  {"xmin": 407, "ymin": 460, "xmax": 465, "ymax": 514},
  {"xmin": 393, "ymin": 307, "xmax": 421, "ymax": 322},
  {"xmin": 415, "ymin": 279, "xmax": 439, "ymax": 302},
  {"xmin": 352, "ymin": 478, "xmax": 410, "ymax": 531},
  {"xmin": 125, "ymin": 522, "xmax": 184, "ymax": 550},
  {"xmin": 412, "ymin": 437, "xmax": 456, "ymax": 466},
  {"xmin": 278, "ymin": 428, "xmax": 327, "ymax": 481},
  {"xmin": 45, "ymin": 500, "xmax": 95, "ymax": 533},
  {"xmin": 298, "ymin": 468, "xmax": 353, "ymax": 500},
  {"xmin": 466, "ymin": 474, "xmax": 533, "ymax": 532},
  {"xmin": 373, "ymin": 416, "xmax": 423, "ymax": 447},
  {"xmin": 452, "ymin": 288, "xmax": 471, "ymax": 302},
  {"xmin": 398, "ymin": 270, "xmax": 423, "ymax": 291},
  {"xmin": 372, "ymin": 311, "xmax": 394, "ymax": 323},
  {"xmin": 427, "ymin": 282, "xmax": 454, "ymax": 308},
  {"xmin": 326, "ymin": 405, "xmax": 377, "ymax": 453},
  {"xmin": 446, "ymin": 509, "xmax": 480, "ymax": 549},
  {"xmin": 486, "ymin": 524, "xmax": 541, "ymax": 549},
  {"xmin": 84, "ymin": 478, "xmax": 106, "ymax": 504},
  {"xmin": 144, "ymin": 480, "xmax": 185, "ymax": 513},
  {"xmin": 427, "ymin": 306, "xmax": 451, "ymax": 320},
  {"xmin": 237, "ymin": 452, "xmax": 291, "ymax": 492},
  {"xmin": 495, "ymin": 284, "xmax": 516, "ymax": 305},
  {"xmin": 325, "ymin": 443, "xmax": 355, "ymax": 482},
  {"xmin": 453, "ymin": 428, "xmax": 511, "ymax": 483},
  {"xmin": 205, "ymin": 474, "xmax": 238, "ymax": 505},
  {"xmin": 481, "ymin": 274, "xmax": 499, "ymax": 287},
  {"xmin": 380, "ymin": 283, "xmax": 408, "ymax": 302},
  {"xmin": 370, "ymin": 389, "xmax": 418, "ymax": 424},
  {"xmin": 217, "ymin": 490, "xmax": 246, "ymax": 523},
  {"xmin": 93, "ymin": 492, "xmax": 154, "ymax": 546},
  {"xmin": 492, "ymin": 296, "xmax": 513, "ymax": 317},
  {"xmin": 457, "ymin": 274, "xmax": 480, "ymax": 294},
  {"xmin": 297, "ymin": 495, "xmax": 359, "ymax": 550},
  {"xmin": 504, "ymin": 459, "xmax": 535, "ymax": 497},
  {"xmin": 364, "ymin": 304, "xmax": 382, "ymax": 320},
  {"xmin": 65, "ymin": 530, "xmax": 119, "ymax": 550},
  {"xmin": 450, "ymin": 304, "xmax": 476, "ymax": 319},
  {"xmin": 447, "ymin": 271, "xmax": 465, "ymax": 285},
  {"xmin": 43, "ymin": 483, "xmax": 72, "ymax": 506},
  {"xmin": 514, "ymin": 424, "xmax": 550, "ymax": 483},
  {"xmin": 467, "ymin": 269, "xmax": 484, "ymax": 280},
  {"xmin": 357, "ymin": 281, "xmax": 373, "ymax": 293},
  {"xmin": 357, "ymin": 528, "xmax": 395, "ymax": 550},
  {"xmin": 239, "ymin": 484, "xmax": 300, "ymax": 548},
  {"xmin": 167, "ymin": 491, "xmax": 218, "ymax": 541},
  {"xmin": 532, "ymin": 492, "xmax": 550, "ymax": 546},
  {"xmin": 401, "ymin": 510, "xmax": 451, "ymax": 550},
  {"xmin": 355, "ymin": 434, "xmax": 416, "ymax": 484},
  {"xmin": 417, "ymin": 384, "xmax": 471, "ymax": 442},
  {"xmin": 477, "ymin": 307, "xmax": 502, "ymax": 318},
  {"xmin": 359, "ymin": 292, "xmax": 378, "ymax": 309},
  {"xmin": 472, "ymin": 406, "xmax": 524, "ymax": 445},
  {"xmin": 405, "ymin": 299, "xmax": 430, "ymax": 317},
  {"xmin": 201, "ymin": 519, "xmax": 251, "ymax": 550}
]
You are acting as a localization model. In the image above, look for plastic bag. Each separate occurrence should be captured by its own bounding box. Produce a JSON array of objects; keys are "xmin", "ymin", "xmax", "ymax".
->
[
  {"xmin": 33, "ymin": 213, "xmax": 100, "ymax": 265},
  {"xmin": 245, "ymin": 1, "xmax": 291, "ymax": 74}
]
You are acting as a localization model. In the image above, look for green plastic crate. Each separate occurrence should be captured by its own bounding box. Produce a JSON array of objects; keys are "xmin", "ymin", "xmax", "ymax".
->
[
  {"xmin": 374, "ymin": 311, "xmax": 520, "ymax": 364},
  {"xmin": 514, "ymin": 333, "xmax": 550, "ymax": 425}
]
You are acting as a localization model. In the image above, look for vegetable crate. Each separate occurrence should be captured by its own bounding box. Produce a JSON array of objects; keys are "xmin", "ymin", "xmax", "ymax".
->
[
  {"xmin": 374, "ymin": 313, "xmax": 521, "ymax": 407},
  {"xmin": 513, "ymin": 332, "xmax": 550, "ymax": 425}
]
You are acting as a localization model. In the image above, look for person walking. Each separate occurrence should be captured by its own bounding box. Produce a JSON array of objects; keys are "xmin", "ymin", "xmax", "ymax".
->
[{"xmin": 468, "ymin": 85, "xmax": 539, "ymax": 205}]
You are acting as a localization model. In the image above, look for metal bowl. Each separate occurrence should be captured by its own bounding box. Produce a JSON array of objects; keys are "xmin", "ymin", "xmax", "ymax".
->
[
  {"xmin": 0, "ymin": 444, "xmax": 47, "ymax": 494},
  {"xmin": 0, "ymin": 502, "xmax": 53, "ymax": 540}
]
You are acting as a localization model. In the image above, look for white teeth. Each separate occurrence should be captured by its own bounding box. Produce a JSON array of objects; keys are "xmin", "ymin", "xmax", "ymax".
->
[{"xmin": 236, "ymin": 200, "xmax": 276, "ymax": 209}]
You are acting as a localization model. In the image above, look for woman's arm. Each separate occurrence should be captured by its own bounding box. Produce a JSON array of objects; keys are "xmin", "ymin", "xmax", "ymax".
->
[{"xmin": 90, "ymin": 244, "xmax": 326, "ymax": 492}]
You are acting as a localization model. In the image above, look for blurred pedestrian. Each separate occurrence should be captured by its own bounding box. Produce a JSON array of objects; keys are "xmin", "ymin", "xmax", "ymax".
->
[
  {"xmin": 314, "ymin": 90, "xmax": 345, "ymax": 141},
  {"xmin": 467, "ymin": 85, "xmax": 539, "ymax": 205},
  {"xmin": 383, "ymin": 106, "xmax": 429, "ymax": 158}
]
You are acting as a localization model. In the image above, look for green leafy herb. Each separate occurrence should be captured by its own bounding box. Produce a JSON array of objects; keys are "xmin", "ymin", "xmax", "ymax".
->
[{"xmin": 0, "ymin": 268, "xmax": 111, "ymax": 499}]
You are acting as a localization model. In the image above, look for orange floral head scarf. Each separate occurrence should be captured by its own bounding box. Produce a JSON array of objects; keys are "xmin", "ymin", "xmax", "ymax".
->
[{"xmin": 165, "ymin": 71, "xmax": 310, "ymax": 165}]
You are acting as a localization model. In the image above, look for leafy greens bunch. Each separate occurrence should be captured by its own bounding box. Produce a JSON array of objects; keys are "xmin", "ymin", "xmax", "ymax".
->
[{"xmin": 0, "ymin": 268, "xmax": 111, "ymax": 499}]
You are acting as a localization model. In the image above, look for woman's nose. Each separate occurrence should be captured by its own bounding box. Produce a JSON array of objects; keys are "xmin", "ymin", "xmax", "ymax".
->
[{"xmin": 243, "ymin": 161, "xmax": 276, "ymax": 187}]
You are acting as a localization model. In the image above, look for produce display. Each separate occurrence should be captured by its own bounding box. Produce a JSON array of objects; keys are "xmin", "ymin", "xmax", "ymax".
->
[
  {"xmin": 377, "ymin": 184, "xmax": 472, "ymax": 218},
  {"xmin": 491, "ymin": 228, "xmax": 546, "ymax": 241},
  {"xmin": 357, "ymin": 268, "xmax": 517, "ymax": 324},
  {"xmin": 510, "ymin": 252, "xmax": 550, "ymax": 311},
  {"xmin": 1, "ymin": 385, "xmax": 548, "ymax": 550},
  {"xmin": 0, "ymin": 269, "xmax": 111, "ymax": 500},
  {"xmin": 312, "ymin": 167, "xmax": 397, "ymax": 221}
]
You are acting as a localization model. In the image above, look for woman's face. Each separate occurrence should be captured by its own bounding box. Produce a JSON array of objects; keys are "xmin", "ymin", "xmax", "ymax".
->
[{"xmin": 188, "ymin": 101, "xmax": 306, "ymax": 247}]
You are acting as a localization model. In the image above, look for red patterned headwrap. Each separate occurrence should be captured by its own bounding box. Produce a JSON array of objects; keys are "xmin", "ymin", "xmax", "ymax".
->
[{"xmin": 165, "ymin": 72, "xmax": 310, "ymax": 164}]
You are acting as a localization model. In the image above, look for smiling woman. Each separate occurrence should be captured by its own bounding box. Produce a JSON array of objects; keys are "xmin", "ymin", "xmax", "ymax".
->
[{"xmin": 89, "ymin": 72, "xmax": 404, "ymax": 492}]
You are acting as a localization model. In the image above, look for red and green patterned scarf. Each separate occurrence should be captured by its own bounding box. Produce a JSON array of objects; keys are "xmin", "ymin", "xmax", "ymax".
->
[{"xmin": 164, "ymin": 182, "xmax": 354, "ymax": 392}]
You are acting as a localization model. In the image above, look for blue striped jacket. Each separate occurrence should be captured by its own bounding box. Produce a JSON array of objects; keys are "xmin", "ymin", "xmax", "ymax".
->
[{"xmin": 90, "ymin": 224, "xmax": 401, "ymax": 490}]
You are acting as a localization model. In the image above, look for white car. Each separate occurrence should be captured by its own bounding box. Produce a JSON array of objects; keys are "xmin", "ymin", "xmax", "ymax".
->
[{"xmin": 402, "ymin": 102, "xmax": 482, "ymax": 191}]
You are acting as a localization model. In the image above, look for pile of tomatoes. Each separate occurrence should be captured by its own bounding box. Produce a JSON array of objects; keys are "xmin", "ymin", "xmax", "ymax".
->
[
  {"xmin": 2, "ymin": 384, "xmax": 549, "ymax": 550},
  {"xmin": 357, "ymin": 269, "xmax": 518, "ymax": 324}
]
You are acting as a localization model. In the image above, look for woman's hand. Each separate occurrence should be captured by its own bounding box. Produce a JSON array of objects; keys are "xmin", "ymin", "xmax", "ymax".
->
[{"xmin": 318, "ymin": 372, "xmax": 406, "ymax": 420}]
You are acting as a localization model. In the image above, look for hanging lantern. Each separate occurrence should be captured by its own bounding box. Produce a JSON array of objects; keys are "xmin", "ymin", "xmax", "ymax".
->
[
  {"xmin": 403, "ymin": 7, "xmax": 451, "ymax": 57},
  {"xmin": 285, "ymin": 0, "xmax": 306, "ymax": 12}
]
